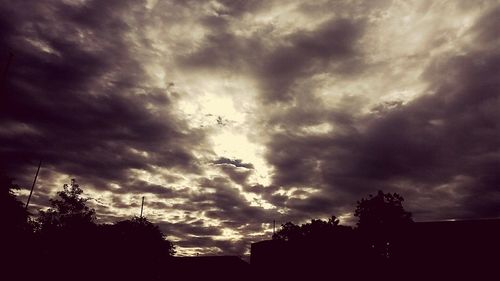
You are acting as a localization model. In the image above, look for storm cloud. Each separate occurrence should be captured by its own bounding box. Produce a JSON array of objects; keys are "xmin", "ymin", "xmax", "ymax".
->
[{"xmin": 1, "ymin": 0, "xmax": 499, "ymax": 257}]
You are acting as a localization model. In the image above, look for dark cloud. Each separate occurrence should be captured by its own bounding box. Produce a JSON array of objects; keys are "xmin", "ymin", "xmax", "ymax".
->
[
  {"xmin": 257, "ymin": 17, "xmax": 365, "ymax": 103},
  {"xmin": 261, "ymin": 6, "xmax": 500, "ymax": 221},
  {"xmin": 1, "ymin": 0, "xmax": 499, "ymax": 259},
  {"xmin": 0, "ymin": 0, "xmax": 207, "ymax": 189},
  {"xmin": 156, "ymin": 177, "xmax": 277, "ymax": 255},
  {"xmin": 158, "ymin": 221, "xmax": 223, "ymax": 238},
  {"xmin": 211, "ymin": 157, "xmax": 255, "ymax": 185},
  {"xmin": 109, "ymin": 179, "xmax": 185, "ymax": 198},
  {"xmin": 217, "ymin": 165, "xmax": 252, "ymax": 185},
  {"xmin": 174, "ymin": 234, "xmax": 265, "ymax": 258},
  {"xmin": 194, "ymin": 176, "xmax": 277, "ymax": 224},
  {"xmin": 214, "ymin": 0, "xmax": 264, "ymax": 17},
  {"xmin": 470, "ymin": 6, "xmax": 500, "ymax": 46},
  {"xmin": 178, "ymin": 29, "xmax": 262, "ymax": 73},
  {"xmin": 213, "ymin": 157, "xmax": 254, "ymax": 169},
  {"xmin": 178, "ymin": 10, "xmax": 365, "ymax": 102}
]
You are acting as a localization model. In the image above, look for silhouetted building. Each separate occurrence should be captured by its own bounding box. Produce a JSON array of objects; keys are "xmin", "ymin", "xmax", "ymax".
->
[
  {"xmin": 393, "ymin": 219, "xmax": 500, "ymax": 279},
  {"xmin": 171, "ymin": 256, "xmax": 250, "ymax": 280},
  {"xmin": 251, "ymin": 219, "xmax": 500, "ymax": 279},
  {"xmin": 251, "ymin": 239, "xmax": 287, "ymax": 268},
  {"xmin": 251, "ymin": 231, "xmax": 361, "ymax": 279}
]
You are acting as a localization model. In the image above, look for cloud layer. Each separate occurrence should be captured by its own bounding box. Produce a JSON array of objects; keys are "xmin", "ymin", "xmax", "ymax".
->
[{"xmin": 1, "ymin": 0, "xmax": 499, "ymax": 257}]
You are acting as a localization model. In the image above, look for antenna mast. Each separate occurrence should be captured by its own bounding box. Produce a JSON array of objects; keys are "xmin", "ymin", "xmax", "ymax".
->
[
  {"xmin": 25, "ymin": 160, "xmax": 42, "ymax": 210},
  {"xmin": 140, "ymin": 196, "xmax": 145, "ymax": 217}
]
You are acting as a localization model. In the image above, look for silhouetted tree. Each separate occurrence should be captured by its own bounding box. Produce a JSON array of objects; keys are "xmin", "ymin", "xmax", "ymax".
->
[
  {"xmin": 355, "ymin": 190, "xmax": 413, "ymax": 260},
  {"xmin": 273, "ymin": 216, "xmax": 342, "ymax": 242},
  {"xmin": 0, "ymin": 173, "xmax": 183, "ymax": 280},
  {"xmin": 301, "ymin": 216, "xmax": 341, "ymax": 239},
  {"xmin": 37, "ymin": 178, "xmax": 96, "ymax": 229},
  {"xmin": 35, "ymin": 179, "xmax": 98, "ymax": 281},
  {"xmin": 0, "ymin": 173, "xmax": 30, "ymax": 234},
  {"xmin": 98, "ymin": 216, "xmax": 175, "ymax": 280},
  {"xmin": 272, "ymin": 221, "xmax": 302, "ymax": 241},
  {"xmin": 1, "ymin": 173, "xmax": 32, "ymax": 276},
  {"xmin": 113, "ymin": 216, "xmax": 175, "ymax": 257},
  {"xmin": 269, "ymin": 216, "xmax": 357, "ymax": 279}
]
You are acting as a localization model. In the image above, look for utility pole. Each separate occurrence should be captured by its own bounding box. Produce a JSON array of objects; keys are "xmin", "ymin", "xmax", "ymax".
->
[
  {"xmin": 273, "ymin": 220, "xmax": 276, "ymax": 236},
  {"xmin": 140, "ymin": 196, "xmax": 145, "ymax": 217},
  {"xmin": 25, "ymin": 160, "xmax": 42, "ymax": 210}
]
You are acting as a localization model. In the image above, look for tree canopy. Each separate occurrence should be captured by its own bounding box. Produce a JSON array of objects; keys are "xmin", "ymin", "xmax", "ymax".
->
[
  {"xmin": 1, "ymin": 170, "xmax": 425, "ymax": 280},
  {"xmin": 112, "ymin": 216, "xmax": 176, "ymax": 257},
  {"xmin": 37, "ymin": 178, "xmax": 96, "ymax": 231},
  {"xmin": 354, "ymin": 190, "xmax": 413, "ymax": 260},
  {"xmin": 31, "ymin": 178, "xmax": 176, "ymax": 281},
  {"xmin": 0, "ymin": 173, "xmax": 30, "ymax": 233},
  {"xmin": 355, "ymin": 190, "xmax": 413, "ymax": 231},
  {"xmin": 272, "ymin": 216, "xmax": 349, "ymax": 242}
]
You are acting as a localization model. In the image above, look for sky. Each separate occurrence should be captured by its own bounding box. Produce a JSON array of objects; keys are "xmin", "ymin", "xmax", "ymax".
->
[{"xmin": 0, "ymin": 0, "xmax": 499, "ymax": 257}]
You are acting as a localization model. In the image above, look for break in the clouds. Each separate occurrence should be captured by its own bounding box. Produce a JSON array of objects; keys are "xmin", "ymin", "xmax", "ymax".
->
[{"xmin": 1, "ymin": 0, "xmax": 499, "ymax": 257}]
